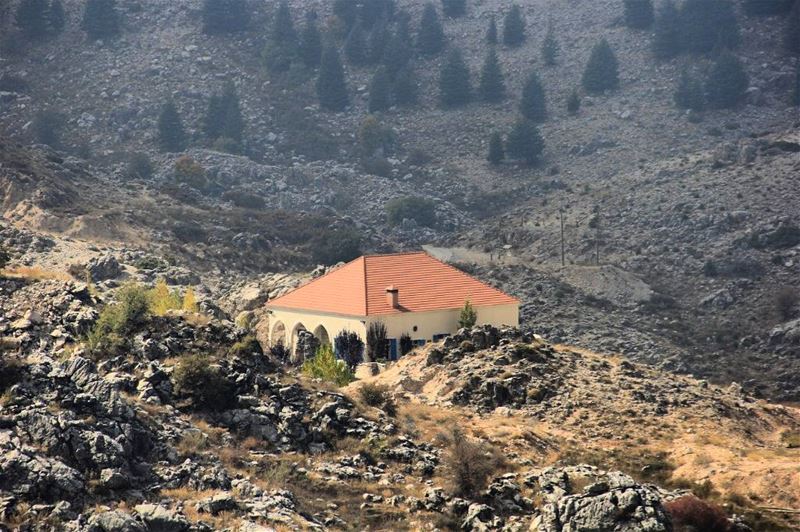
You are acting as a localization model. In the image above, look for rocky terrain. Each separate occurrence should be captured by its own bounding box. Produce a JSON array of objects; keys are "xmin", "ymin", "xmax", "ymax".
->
[
  {"xmin": 1, "ymin": 0, "xmax": 800, "ymax": 528},
  {"xmin": 3, "ymin": 274, "xmax": 797, "ymax": 530}
]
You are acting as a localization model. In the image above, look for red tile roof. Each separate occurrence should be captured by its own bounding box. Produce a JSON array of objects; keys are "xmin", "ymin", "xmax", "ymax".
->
[{"xmin": 266, "ymin": 252, "xmax": 519, "ymax": 316}]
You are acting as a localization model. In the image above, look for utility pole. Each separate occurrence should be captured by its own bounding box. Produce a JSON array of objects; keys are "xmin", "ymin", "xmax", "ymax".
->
[{"xmin": 559, "ymin": 208, "xmax": 565, "ymax": 268}]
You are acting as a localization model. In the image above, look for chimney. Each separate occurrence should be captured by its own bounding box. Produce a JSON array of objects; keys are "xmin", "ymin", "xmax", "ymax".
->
[{"xmin": 386, "ymin": 285, "xmax": 399, "ymax": 308}]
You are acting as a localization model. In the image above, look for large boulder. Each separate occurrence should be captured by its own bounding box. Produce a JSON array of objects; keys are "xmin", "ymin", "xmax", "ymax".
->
[{"xmin": 528, "ymin": 465, "xmax": 672, "ymax": 532}]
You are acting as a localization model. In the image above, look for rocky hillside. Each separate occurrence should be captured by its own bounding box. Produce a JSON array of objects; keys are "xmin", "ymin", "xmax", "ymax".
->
[
  {"xmin": 2, "ymin": 275, "xmax": 797, "ymax": 529},
  {"xmin": 1, "ymin": 0, "xmax": 799, "ymax": 401}
]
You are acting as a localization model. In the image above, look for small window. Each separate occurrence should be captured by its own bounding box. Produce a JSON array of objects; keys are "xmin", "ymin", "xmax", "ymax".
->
[{"xmin": 412, "ymin": 325, "xmax": 418, "ymax": 332}]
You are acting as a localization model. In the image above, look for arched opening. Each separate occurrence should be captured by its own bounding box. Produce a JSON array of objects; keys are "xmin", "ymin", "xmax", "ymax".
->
[
  {"xmin": 313, "ymin": 324, "xmax": 331, "ymax": 347},
  {"xmin": 271, "ymin": 321, "xmax": 287, "ymax": 347},
  {"xmin": 291, "ymin": 323, "xmax": 307, "ymax": 350}
]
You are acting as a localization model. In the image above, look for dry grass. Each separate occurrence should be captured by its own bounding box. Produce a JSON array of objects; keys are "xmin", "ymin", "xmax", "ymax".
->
[{"xmin": 2, "ymin": 266, "xmax": 71, "ymax": 281}]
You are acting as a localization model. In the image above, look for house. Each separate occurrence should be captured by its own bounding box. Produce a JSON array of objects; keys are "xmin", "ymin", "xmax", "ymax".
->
[{"xmin": 265, "ymin": 251, "xmax": 519, "ymax": 360}]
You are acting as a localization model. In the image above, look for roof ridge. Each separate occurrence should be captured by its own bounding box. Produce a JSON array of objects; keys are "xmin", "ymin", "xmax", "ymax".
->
[{"xmin": 362, "ymin": 250, "xmax": 427, "ymax": 258}]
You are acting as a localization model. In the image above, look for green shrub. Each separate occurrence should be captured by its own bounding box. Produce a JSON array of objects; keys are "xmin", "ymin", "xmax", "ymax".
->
[
  {"xmin": 443, "ymin": 426, "xmax": 505, "ymax": 497},
  {"xmin": 361, "ymin": 156, "xmax": 394, "ymax": 177},
  {"xmin": 32, "ymin": 109, "xmax": 65, "ymax": 147},
  {"xmin": 126, "ymin": 152, "xmax": 154, "ymax": 179},
  {"xmin": 86, "ymin": 283, "xmax": 151, "ymax": 357},
  {"xmin": 458, "ymin": 300, "xmax": 477, "ymax": 328},
  {"xmin": 174, "ymin": 156, "xmax": 208, "ymax": 189},
  {"xmin": 664, "ymin": 496, "xmax": 730, "ymax": 532},
  {"xmin": 172, "ymin": 354, "xmax": 235, "ymax": 411},
  {"xmin": 385, "ymin": 196, "xmax": 436, "ymax": 227},
  {"xmin": 301, "ymin": 344, "xmax": 354, "ymax": 386},
  {"xmin": 366, "ymin": 321, "xmax": 388, "ymax": 362},
  {"xmin": 229, "ymin": 335, "xmax": 263, "ymax": 358},
  {"xmin": 358, "ymin": 382, "xmax": 396, "ymax": 416},
  {"xmin": 310, "ymin": 227, "xmax": 362, "ymax": 265}
]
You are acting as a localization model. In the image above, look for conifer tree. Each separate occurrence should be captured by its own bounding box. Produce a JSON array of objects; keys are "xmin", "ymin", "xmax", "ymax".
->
[
  {"xmin": 204, "ymin": 84, "xmax": 244, "ymax": 145},
  {"xmin": 506, "ymin": 119, "xmax": 544, "ymax": 165},
  {"xmin": 47, "ymin": 0, "xmax": 65, "ymax": 34},
  {"xmin": 345, "ymin": 20, "xmax": 369, "ymax": 65},
  {"xmin": 383, "ymin": 21, "xmax": 413, "ymax": 76},
  {"xmin": 520, "ymin": 71, "xmax": 547, "ymax": 122},
  {"xmin": 15, "ymin": 0, "xmax": 49, "ymax": 39},
  {"xmin": 367, "ymin": 21, "xmax": 390, "ymax": 64},
  {"xmin": 157, "ymin": 100, "xmax": 187, "ymax": 153},
  {"xmin": 392, "ymin": 64, "xmax": 418, "ymax": 106},
  {"xmin": 418, "ymin": 3, "xmax": 445, "ymax": 56},
  {"xmin": 439, "ymin": 47, "xmax": 471, "ymax": 107},
  {"xmin": 333, "ymin": 0, "xmax": 359, "ymax": 33},
  {"xmin": 442, "ymin": 0, "xmax": 466, "ymax": 18},
  {"xmin": 566, "ymin": 89, "xmax": 581, "ymax": 114},
  {"xmin": 673, "ymin": 69, "xmax": 705, "ymax": 111},
  {"xmin": 582, "ymin": 39, "xmax": 619, "ymax": 94},
  {"xmin": 653, "ymin": 0, "xmax": 681, "ymax": 59},
  {"xmin": 705, "ymin": 51, "xmax": 748, "ymax": 109},
  {"xmin": 786, "ymin": 1, "xmax": 800, "ymax": 56},
  {"xmin": 272, "ymin": 1, "xmax": 297, "ymax": 47},
  {"xmin": 202, "ymin": 0, "xmax": 249, "ymax": 35},
  {"xmin": 542, "ymin": 24, "xmax": 559, "ymax": 66},
  {"xmin": 317, "ymin": 46, "xmax": 349, "ymax": 112},
  {"xmin": 263, "ymin": 1, "xmax": 298, "ymax": 74},
  {"xmin": 299, "ymin": 11, "xmax": 322, "ymax": 68},
  {"xmin": 82, "ymin": 0, "xmax": 120, "ymax": 40},
  {"xmin": 486, "ymin": 15, "xmax": 497, "ymax": 45},
  {"xmin": 743, "ymin": 0, "xmax": 793, "ymax": 17},
  {"xmin": 502, "ymin": 4, "xmax": 525, "ymax": 47},
  {"xmin": 369, "ymin": 67, "xmax": 391, "ymax": 112},
  {"xmin": 680, "ymin": 0, "xmax": 740, "ymax": 54},
  {"xmin": 623, "ymin": 0, "xmax": 654, "ymax": 29},
  {"xmin": 479, "ymin": 48, "xmax": 505, "ymax": 102},
  {"xmin": 487, "ymin": 132, "xmax": 504, "ymax": 165}
]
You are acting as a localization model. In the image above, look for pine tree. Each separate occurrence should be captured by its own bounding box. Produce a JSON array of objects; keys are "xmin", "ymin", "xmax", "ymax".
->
[
  {"xmin": 582, "ymin": 39, "xmax": 619, "ymax": 94},
  {"xmin": 680, "ymin": 0, "xmax": 740, "ymax": 54},
  {"xmin": 202, "ymin": 0, "xmax": 249, "ymax": 35},
  {"xmin": 220, "ymin": 84, "xmax": 244, "ymax": 144},
  {"xmin": 46, "ymin": 0, "xmax": 65, "ymax": 34},
  {"xmin": 439, "ymin": 47, "xmax": 471, "ymax": 107},
  {"xmin": 360, "ymin": 0, "xmax": 395, "ymax": 30},
  {"xmin": 204, "ymin": 84, "xmax": 244, "ymax": 144},
  {"xmin": 542, "ymin": 24, "xmax": 559, "ymax": 66},
  {"xmin": 486, "ymin": 15, "xmax": 497, "ymax": 45},
  {"xmin": 272, "ymin": 1, "xmax": 297, "ymax": 47},
  {"xmin": 345, "ymin": 20, "xmax": 369, "ymax": 65},
  {"xmin": 367, "ymin": 21, "xmax": 390, "ymax": 64},
  {"xmin": 442, "ymin": 0, "xmax": 466, "ymax": 18},
  {"xmin": 418, "ymin": 3, "xmax": 445, "ymax": 56},
  {"xmin": 383, "ymin": 22, "xmax": 413, "ymax": 76},
  {"xmin": 673, "ymin": 69, "xmax": 705, "ymax": 111},
  {"xmin": 506, "ymin": 119, "xmax": 544, "ymax": 165},
  {"xmin": 458, "ymin": 300, "xmax": 477, "ymax": 328},
  {"xmin": 317, "ymin": 46, "xmax": 349, "ymax": 112},
  {"xmin": 566, "ymin": 89, "xmax": 581, "ymax": 114},
  {"xmin": 392, "ymin": 64, "xmax": 418, "ymax": 106},
  {"xmin": 298, "ymin": 11, "xmax": 322, "ymax": 68},
  {"xmin": 263, "ymin": 1, "xmax": 298, "ymax": 74},
  {"xmin": 653, "ymin": 0, "xmax": 681, "ymax": 59},
  {"xmin": 502, "ymin": 4, "xmax": 525, "ymax": 47},
  {"xmin": 786, "ymin": 1, "xmax": 800, "ymax": 56},
  {"xmin": 369, "ymin": 67, "xmax": 391, "ymax": 112},
  {"xmin": 478, "ymin": 48, "xmax": 505, "ymax": 102},
  {"xmin": 520, "ymin": 71, "xmax": 547, "ymax": 122},
  {"xmin": 82, "ymin": 0, "xmax": 120, "ymax": 40},
  {"xmin": 15, "ymin": 0, "xmax": 49, "ymax": 39},
  {"xmin": 705, "ymin": 51, "xmax": 748, "ymax": 109},
  {"xmin": 743, "ymin": 0, "xmax": 794, "ymax": 17},
  {"xmin": 623, "ymin": 0, "xmax": 654, "ymax": 29},
  {"xmin": 157, "ymin": 100, "xmax": 187, "ymax": 153},
  {"xmin": 487, "ymin": 132, "xmax": 504, "ymax": 165}
]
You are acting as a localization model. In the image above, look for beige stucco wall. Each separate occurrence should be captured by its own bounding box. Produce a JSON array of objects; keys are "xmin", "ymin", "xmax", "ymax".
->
[
  {"xmin": 368, "ymin": 303, "xmax": 519, "ymax": 343},
  {"xmin": 267, "ymin": 303, "xmax": 519, "ymax": 353}
]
